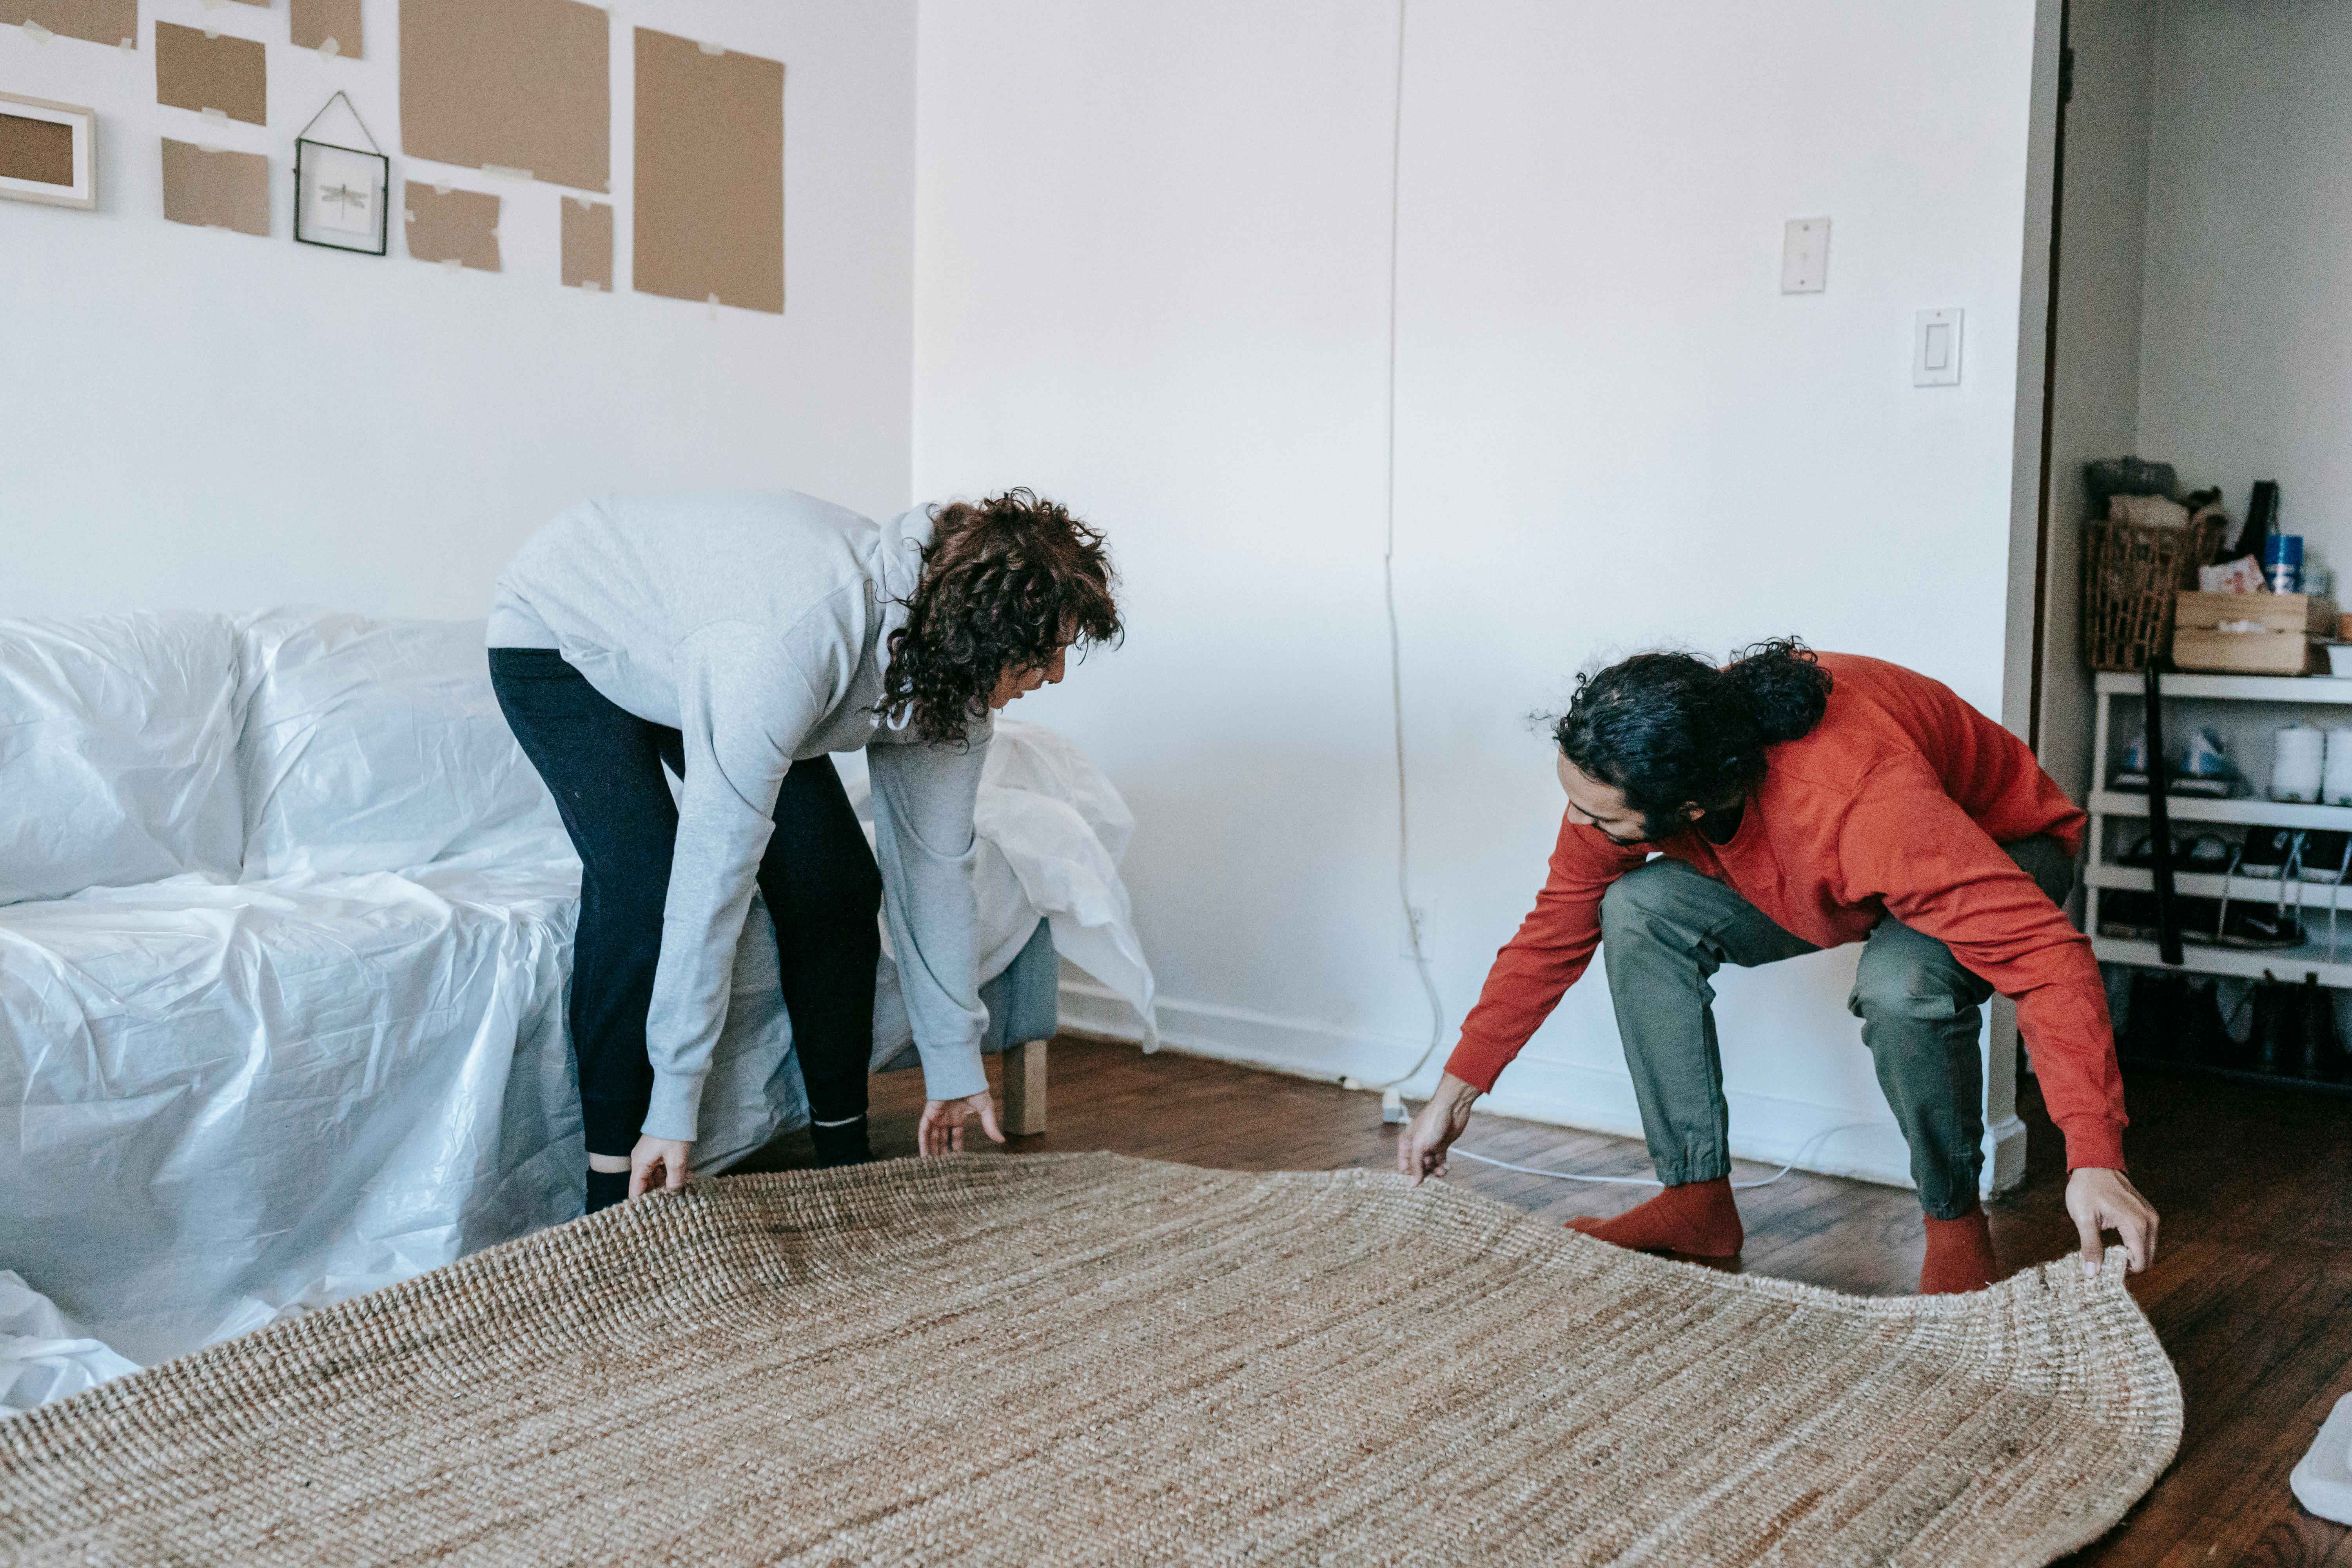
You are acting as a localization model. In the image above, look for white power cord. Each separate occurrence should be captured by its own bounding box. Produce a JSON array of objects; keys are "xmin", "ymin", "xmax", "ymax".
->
[
  {"xmin": 1446, "ymin": 1122, "xmax": 1884, "ymax": 1191},
  {"xmin": 1343, "ymin": 4, "xmax": 1889, "ymax": 1187},
  {"xmin": 1365, "ymin": 0, "xmax": 1443, "ymax": 1124}
]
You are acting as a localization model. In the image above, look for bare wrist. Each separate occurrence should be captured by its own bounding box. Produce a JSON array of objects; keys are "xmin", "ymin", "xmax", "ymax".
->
[{"xmin": 1436, "ymin": 1072, "xmax": 1480, "ymax": 1108}]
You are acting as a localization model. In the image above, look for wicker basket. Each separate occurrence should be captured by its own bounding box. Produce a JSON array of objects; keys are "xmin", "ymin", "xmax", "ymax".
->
[{"xmin": 2082, "ymin": 516, "xmax": 2226, "ymax": 671}]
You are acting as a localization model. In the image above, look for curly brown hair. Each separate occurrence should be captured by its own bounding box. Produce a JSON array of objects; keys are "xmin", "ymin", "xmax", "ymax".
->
[{"xmin": 880, "ymin": 490, "xmax": 1121, "ymax": 743}]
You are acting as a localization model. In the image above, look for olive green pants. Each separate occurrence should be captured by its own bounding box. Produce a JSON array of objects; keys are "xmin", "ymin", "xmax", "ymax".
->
[{"xmin": 1595, "ymin": 836, "xmax": 2073, "ymax": 1219}]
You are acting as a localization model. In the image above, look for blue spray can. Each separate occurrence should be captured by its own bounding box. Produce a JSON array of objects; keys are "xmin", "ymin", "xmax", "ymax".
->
[{"xmin": 2265, "ymin": 534, "xmax": 2305, "ymax": 594}]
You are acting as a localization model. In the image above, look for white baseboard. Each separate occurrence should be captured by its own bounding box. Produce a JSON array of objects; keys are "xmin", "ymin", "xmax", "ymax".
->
[{"xmin": 1061, "ymin": 981, "xmax": 2026, "ymax": 1198}]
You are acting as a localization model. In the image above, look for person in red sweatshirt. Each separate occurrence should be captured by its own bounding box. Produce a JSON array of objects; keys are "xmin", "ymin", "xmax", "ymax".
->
[{"xmin": 1396, "ymin": 639, "xmax": 2158, "ymax": 1294}]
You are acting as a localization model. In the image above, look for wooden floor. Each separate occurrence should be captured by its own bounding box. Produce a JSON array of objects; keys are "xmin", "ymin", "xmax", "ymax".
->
[{"xmin": 751, "ymin": 1036, "xmax": 2352, "ymax": 1566}]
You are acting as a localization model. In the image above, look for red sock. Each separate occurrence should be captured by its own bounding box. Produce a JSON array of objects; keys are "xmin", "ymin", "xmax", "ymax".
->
[
  {"xmin": 1919, "ymin": 1204, "xmax": 1999, "ymax": 1295},
  {"xmin": 1567, "ymin": 1177, "xmax": 1743, "ymax": 1258}
]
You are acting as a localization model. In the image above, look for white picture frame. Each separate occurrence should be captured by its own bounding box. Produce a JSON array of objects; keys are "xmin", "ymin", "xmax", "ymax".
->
[{"xmin": 0, "ymin": 92, "xmax": 96, "ymax": 211}]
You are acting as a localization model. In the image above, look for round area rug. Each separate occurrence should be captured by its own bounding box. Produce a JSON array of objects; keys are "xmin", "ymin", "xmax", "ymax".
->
[{"xmin": 0, "ymin": 1153, "xmax": 2180, "ymax": 1566}]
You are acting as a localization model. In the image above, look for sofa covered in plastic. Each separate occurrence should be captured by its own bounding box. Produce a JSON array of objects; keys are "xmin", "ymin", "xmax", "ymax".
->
[{"xmin": 0, "ymin": 608, "xmax": 1155, "ymax": 1372}]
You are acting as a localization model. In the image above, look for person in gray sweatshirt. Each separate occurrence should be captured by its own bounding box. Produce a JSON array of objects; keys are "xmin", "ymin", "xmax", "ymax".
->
[{"xmin": 485, "ymin": 489, "xmax": 1121, "ymax": 1212}]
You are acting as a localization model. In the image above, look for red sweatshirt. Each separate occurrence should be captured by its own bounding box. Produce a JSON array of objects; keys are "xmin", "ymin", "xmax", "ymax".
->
[{"xmin": 1445, "ymin": 653, "xmax": 2127, "ymax": 1171}]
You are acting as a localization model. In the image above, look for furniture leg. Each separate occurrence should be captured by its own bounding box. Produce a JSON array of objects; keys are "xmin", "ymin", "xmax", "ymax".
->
[{"xmin": 1003, "ymin": 1038, "xmax": 1048, "ymax": 1135}]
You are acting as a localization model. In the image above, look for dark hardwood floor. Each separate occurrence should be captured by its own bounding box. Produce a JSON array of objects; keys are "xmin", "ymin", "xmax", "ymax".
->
[{"xmin": 747, "ymin": 1036, "xmax": 2352, "ymax": 1566}]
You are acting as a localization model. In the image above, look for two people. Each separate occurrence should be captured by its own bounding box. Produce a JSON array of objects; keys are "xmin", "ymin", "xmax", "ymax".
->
[
  {"xmin": 490, "ymin": 488, "xmax": 2155, "ymax": 1293},
  {"xmin": 487, "ymin": 489, "xmax": 1118, "ymax": 1211},
  {"xmin": 1398, "ymin": 641, "xmax": 2160, "ymax": 1292}
]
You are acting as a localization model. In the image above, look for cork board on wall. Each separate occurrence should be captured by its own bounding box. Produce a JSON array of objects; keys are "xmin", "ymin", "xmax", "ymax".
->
[
  {"xmin": 562, "ymin": 196, "xmax": 612, "ymax": 290},
  {"xmin": 161, "ymin": 138, "xmax": 269, "ymax": 235},
  {"xmin": 154, "ymin": 22, "xmax": 267, "ymax": 125},
  {"xmin": 404, "ymin": 180, "xmax": 501, "ymax": 271},
  {"xmin": 290, "ymin": 0, "xmax": 362, "ymax": 58},
  {"xmin": 632, "ymin": 28, "xmax": 782, "ymax": 314},
  {"xmin": 1, "ymin": 2, "xmax": 137, "ymax": 48},
  {"xmin": 0, "ymin": 111, "xmax": 74, "ymax": 186},
  {"xmin": 399, "ymin": 0, "xmax": 608, "ymax": 192}
]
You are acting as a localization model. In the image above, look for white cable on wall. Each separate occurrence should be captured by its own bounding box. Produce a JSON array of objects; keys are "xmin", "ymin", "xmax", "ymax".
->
[
  {"xmin": 1369, "ymin": 0, "xmax": 1449, "ymax": 1101},
  {"xmin": 1353, "ymin": 18, "xmax": 1883, "ymax": 1214}
]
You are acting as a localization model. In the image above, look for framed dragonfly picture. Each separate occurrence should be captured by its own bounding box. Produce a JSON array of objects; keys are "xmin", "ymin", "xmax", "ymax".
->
[{"xmin": 294, "ymin": 93, "xmax": 388, "ymax": 255}]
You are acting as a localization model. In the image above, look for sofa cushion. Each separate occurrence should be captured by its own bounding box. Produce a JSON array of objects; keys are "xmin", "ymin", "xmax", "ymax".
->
[
  {"xmin": 237, "ymin": 609, "xmax": 574, "ymax": 878},
  {"xmin": 0, "ymin": 613, "xmax": 245, "ymax": 905}
]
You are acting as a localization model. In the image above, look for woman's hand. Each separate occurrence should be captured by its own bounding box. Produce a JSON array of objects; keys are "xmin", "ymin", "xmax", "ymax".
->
[
  {"xmin": 1397, "ymin": 1073, "xmax": 1481, "ymax": 1184},
  {"xmin": 630, "ymin": 1135, "xmax": 693, "ymax": 1197},
  {"xmin": 918, "ymin": 1091, "xmax": 1006, "ymax": 1156},
  {"xmin": 2065, "ymin": 1167, "xmax": 2159, "ymax": 1276}
]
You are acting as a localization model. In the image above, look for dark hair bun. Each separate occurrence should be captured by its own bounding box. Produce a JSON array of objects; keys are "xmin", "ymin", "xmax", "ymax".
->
[{"xmin": 1721, "ymin": 638, "xmax": 1833, "ymax": 744}]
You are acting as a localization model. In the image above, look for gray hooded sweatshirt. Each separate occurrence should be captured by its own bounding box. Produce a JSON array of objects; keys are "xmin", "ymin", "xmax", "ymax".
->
[{"xmin": 486, "ymin": 491, "xmax": 991, "ymax": 1142}]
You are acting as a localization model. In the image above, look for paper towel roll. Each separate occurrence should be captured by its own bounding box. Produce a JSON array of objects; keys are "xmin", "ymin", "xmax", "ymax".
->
[
  {"xmin": 2275, "ymin": 723, "xmax": 2326, "ymax": 803},
  {"xmin": 2325, "ymin": 728, "xmax": 2352, "ymax": 807}
]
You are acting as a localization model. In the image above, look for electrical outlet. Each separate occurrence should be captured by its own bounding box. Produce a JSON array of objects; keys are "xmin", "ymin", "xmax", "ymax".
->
[
  {"xmin": 1782, "ymin": 216, "xmax": 1830, "ymax": 294},
  {"xmin": 1398, "ymin": 903, "xmax": 1430, "ymax": 960}
]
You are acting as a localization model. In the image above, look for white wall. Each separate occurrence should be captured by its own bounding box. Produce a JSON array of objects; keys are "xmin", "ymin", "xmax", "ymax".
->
[
  {"xmin": 916, "ymin": 0, "xmax": 2045, "ymax": 1186},
  {"xmin": 2138, "ymin": 0, "xmax": 2352, "ymax": 586},
  {"xmin": 1, "ymin": 0, "xmax": 914, "ymax": 619}
]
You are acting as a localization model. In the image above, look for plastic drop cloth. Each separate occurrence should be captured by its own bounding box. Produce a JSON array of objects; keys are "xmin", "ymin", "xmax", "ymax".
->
[
  {"xmin": 0, "ymin": 613, "xmax": 244, "ymax": 906},
  {"xmin": 0, "ymin": 1271, "xmax": 138, "ymax": 1417},
  {"xmin": 850, "ymin": 718, "xmax": 1158, "ymax": 1067},
  {"xmin": 0, "ymin": 608, "xmax": 1156, "ymax": 1396},
  {"xmin": 235, "ymin": 608, "xmax": 575, "ymax": 879},
  {"xmin": 0, "ymin": 866, "xmax": 583, "ymax": 1366}
]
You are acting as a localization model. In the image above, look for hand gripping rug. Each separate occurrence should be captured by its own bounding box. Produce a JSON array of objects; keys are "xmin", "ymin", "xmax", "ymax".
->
[{"xmin": 0, "ymin": 1153, "xmax": 2179, "ymax": 1566}]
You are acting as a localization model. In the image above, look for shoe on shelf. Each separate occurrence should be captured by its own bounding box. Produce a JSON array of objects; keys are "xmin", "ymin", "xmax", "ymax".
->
[
  {"xmin": 2115, "ymin": 831, "xmax": 2234, "ymax": 871},
  {"xmin": 2185, "ymin": 833, "xmax": 2234, "ymax": 872},
  {"xmin": 2171, "ymin": 727, "xmax": 2238, "ymax": 798},
  {"xmin": 2236, "ymin": 827, "xmax": 2305, "ymax": 881},
  {"xmin": 2106, "ymin": 727, "xmax": 2238, "ymax": 796},
  {"xmin": 2109, "ymin": 731, "xmax": 2152, "ymax": 793},
  {"xmin": 2217, "ymin": 902, "xmax": 2305, "ymax": 949},
  {"xmin": 2301, "ymin": 831, "xmax": 2352, "ymax": 885},
  {"xmin": 2099, "ymin": 891, "xmax": 2224, "ymax": 944}
]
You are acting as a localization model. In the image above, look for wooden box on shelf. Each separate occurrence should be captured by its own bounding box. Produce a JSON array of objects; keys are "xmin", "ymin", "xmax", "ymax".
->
[{"xmin": 2171, "ymin": 590, "xmax": 2338, "ymax": 674}]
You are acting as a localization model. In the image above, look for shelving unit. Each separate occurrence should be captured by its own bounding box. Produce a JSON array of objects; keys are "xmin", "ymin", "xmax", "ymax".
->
[{"xmin": 2087, "ymin": 668, "xmax": 2352, "ymax": 1018}]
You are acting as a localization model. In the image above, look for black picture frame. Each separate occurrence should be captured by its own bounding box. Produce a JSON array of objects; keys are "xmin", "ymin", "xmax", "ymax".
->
[{"xmin": 294, "ymin": 137, "xmax": 389, "ymax": 256}]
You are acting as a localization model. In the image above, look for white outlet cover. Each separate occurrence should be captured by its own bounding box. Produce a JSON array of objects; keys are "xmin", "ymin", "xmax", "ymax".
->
[
  {"xmin": 1397, "ymin": 904, "xmax": 1431, "ymax": 960},
  {"xmin": 1782, "ymin": 217, "xmax": 1829, "ymax": 294}
]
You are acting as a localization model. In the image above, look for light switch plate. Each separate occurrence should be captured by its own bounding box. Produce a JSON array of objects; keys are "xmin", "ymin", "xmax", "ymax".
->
[
  {"xmin": 1782, "ymin": 217, "xmax": 1829, "ymax": 293},
  {"xmin": 1913, "ymin": 307, "xmax": 1963, "ymax": 385}
]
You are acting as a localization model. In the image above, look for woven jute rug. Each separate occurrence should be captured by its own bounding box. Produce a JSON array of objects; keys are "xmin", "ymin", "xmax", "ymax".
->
[{"xmin": 0, "ymin": 1153, "xmax": 2178, "ymax": 1566}]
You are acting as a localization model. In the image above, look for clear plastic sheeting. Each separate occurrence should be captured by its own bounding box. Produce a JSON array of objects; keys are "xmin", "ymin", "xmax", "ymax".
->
[
  {"xmin": 978, "ymin": 719, "xmax": 1157, "ymax": 1045},
  {"xmin": 0, "ymin": 609, "xmax": 1156, "ymax": 1399},
  {"xmin": 0, "ymin": 613, "xmax": 245, "ymax": 906},
  {"xmin": 0, "ymin": 867, "xmax": 582, "ymax": 1366},
  {"xmin": 846, "ymin": 719, "xmax": 1158, "ymax": 1067},
  {"xmin": 237, "ymin": 608, "xmax": 575, "ymax": 879},
  {"xmin": 0, "ymin": 1271, "xmax": 138, "ymax": 1417},
  {"xmin": 684, "ymin": 720, "xmax": 1161, "ymax": 1165}
]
